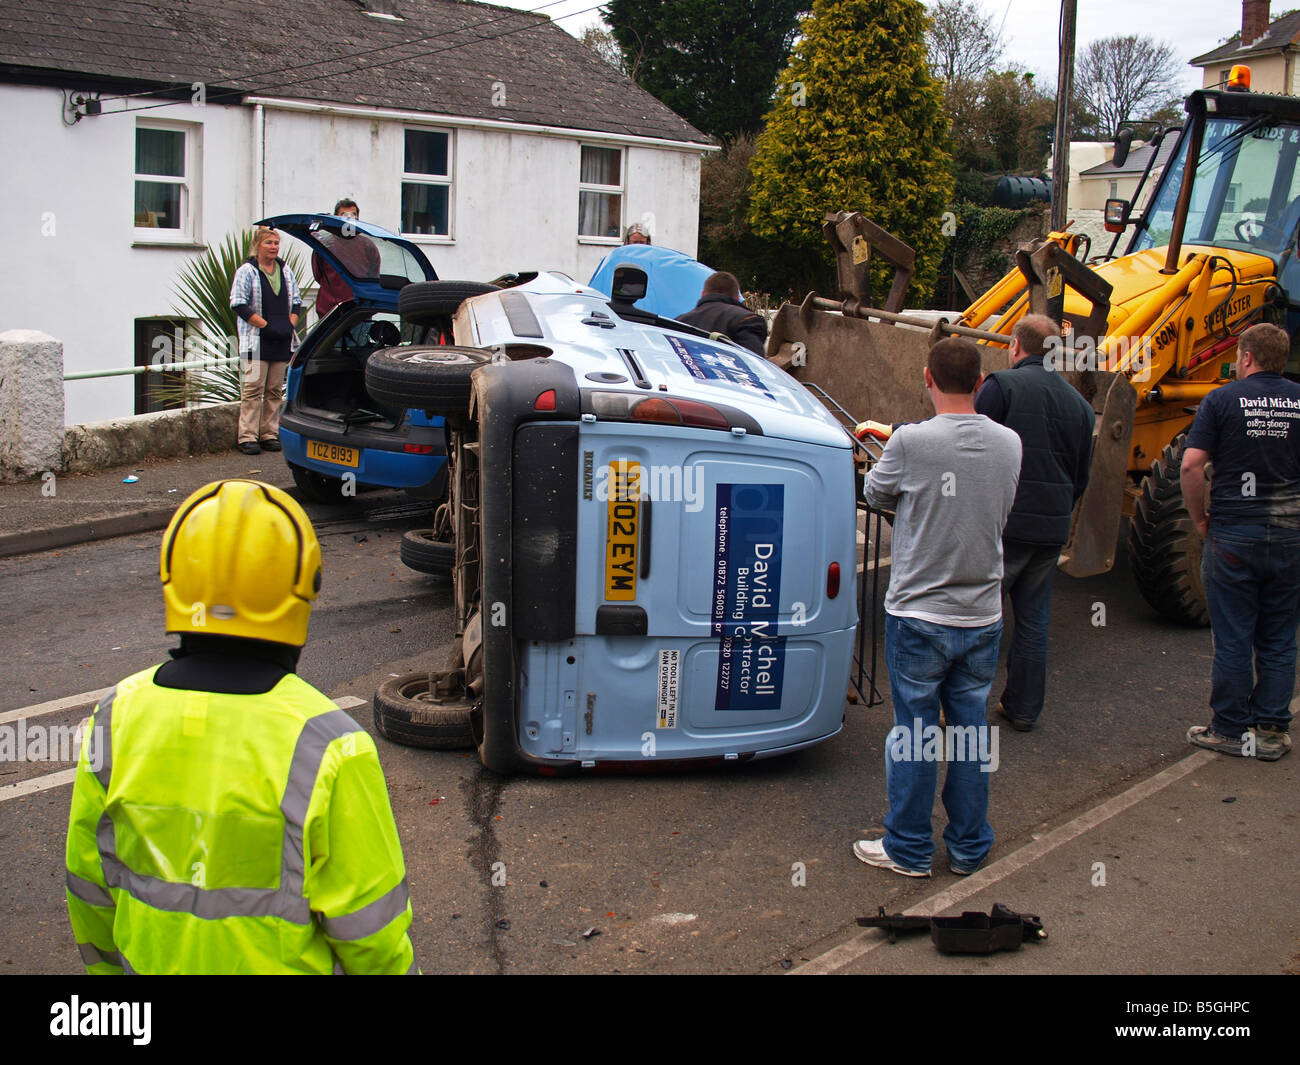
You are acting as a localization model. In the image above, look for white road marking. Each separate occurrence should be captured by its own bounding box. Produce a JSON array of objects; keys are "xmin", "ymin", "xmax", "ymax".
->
[
  {"xmin": 0, "ymin": 768, "xmax": 77, "ymax": 800},
  {"xmin": 0, "ymin": 695, "xmax": 370, "ymax": 805},
  {"xmin": 0, "ymin": 688, "xmax": 110, "ymax": 726},
  {"xmin": 791, "ymin": 749, "xmax": 1216, "ymax": 975},
  {"xmin": 856, "ymin": 557, "xmax": 891, "ymax": 573}
]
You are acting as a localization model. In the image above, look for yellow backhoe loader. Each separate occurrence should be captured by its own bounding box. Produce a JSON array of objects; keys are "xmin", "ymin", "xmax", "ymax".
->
[{"xmin": 769, "ymin": 68, "xmax": 1298, "ymax": 624}]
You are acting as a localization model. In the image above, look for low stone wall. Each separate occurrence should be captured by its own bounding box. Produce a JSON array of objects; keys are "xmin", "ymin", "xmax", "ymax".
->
[
  {"xmin": 0, "ymin": 328, "xmax": 239, "ymax": 481},
  {"xmin": 61, "ymin": 403, "xmax": 239, "ymax": 475}
]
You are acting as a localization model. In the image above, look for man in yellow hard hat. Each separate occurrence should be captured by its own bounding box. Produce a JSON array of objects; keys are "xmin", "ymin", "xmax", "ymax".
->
[{"xmin": 65, "ymin": 479, "xmax": 416, "ymax": 974}]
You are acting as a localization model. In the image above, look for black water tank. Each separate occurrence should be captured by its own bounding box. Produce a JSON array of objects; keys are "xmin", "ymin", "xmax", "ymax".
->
[{"xmin": 994, "ymin": 176, "xmax": 1052, "ymax": 208}]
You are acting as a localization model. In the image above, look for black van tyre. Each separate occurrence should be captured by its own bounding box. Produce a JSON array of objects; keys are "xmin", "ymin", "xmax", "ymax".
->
[
  {"xmin": 290, "ymin": 462, "xmax": 353, "ymax": 504},
  {"xmin": 398, "ymin": 280, "xmax": 499, "ymax": 324},
  {"xmin": 372, "ymin": 673, "xmax": 475, "ymax": 750},
  {"xmin": 1127, "ymin": 434, "xmax": 1209, "ymax": 626},
  {"xmin": 365, "ymin": 345, "xmax": 493, "ymax": 412},
  {"xmin": 400, "ymin": 528, "xmax": 454, "ymax": 575}
]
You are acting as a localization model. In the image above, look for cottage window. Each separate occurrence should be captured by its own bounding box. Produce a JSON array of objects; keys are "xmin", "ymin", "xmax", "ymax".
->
[
  {"xmin": 401, "ymin": 129, "xmax": 452, "ymax": 237},
  {"xmin": 578, "ymin": 146, "xmax": 623, "ymax": 241},
  {"xmin": 134, "ymin": 123, "xmax": 199, "ymax": 240}
]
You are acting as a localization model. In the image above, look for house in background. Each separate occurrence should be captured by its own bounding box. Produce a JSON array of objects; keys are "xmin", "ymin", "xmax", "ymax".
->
[
  {"xmin": 0, "ymin": 0, "xmax": 712, "ymax": 424},
  {"xmin": 1075, "ymin": 138, "xmax": 1178, "ymax": 213},
  {"xmin": 1191, "ymin": 1, "xmax": 1300, "ymax": 93}
]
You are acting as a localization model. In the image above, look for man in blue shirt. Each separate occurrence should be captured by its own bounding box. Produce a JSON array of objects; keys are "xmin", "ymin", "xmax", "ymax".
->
[{"xmin": 1182, "ymin": 322, "xmax": 1300, "ymax": 761}]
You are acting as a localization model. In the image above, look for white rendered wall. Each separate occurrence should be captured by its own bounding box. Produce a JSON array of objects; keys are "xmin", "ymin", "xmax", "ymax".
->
[
  {"xmin": 261, "ymin": 107, "xmax": 704, "ymax": 286},
  {"xmin": 2, "ymin": 86, "xmax": 705, "ymax": 423},
  {"xmin": 1, "ymin": 86, "xmax": 252, "ymax": 425}
]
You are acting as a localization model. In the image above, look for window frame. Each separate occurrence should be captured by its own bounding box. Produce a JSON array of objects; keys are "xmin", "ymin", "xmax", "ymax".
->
[
  {"xmin": 400, "ymin": 126, "xmax": 455, "ymax": 242},
  {"xmin": 577, "ymin": 144, "xmax": 625, "ymax": 245},
  {"xmin": 133, "ymin": 120, "xmax": 201, "ymax": 244}
]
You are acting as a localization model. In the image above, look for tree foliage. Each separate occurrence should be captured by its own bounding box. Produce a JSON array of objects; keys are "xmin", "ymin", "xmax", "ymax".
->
[
  {"xmin": 604, "ymin": 0, "xmax": 807, "ymax": 139},
  {"xmin": 1073, "ymin": 35, "xmax": 1183, "ymax": 140},
  {"xmin": 698, "ymin": 133, "xmax": 809, "ymax": 298},
  {"xmin": 925, "ymin": 0, "xmax": 1005, "ymax": 84},
  {"xmin": 748, "ymin": 0, "xmax": 955, "ymax": 301},
  {"xmin": 578, "ymin": 25, "xmax": 632, "ymax": 78}
]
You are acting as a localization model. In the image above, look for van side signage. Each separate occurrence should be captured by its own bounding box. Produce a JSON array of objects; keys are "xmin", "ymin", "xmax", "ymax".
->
[
  {"xmin": 667, "ymin": 336, "xmax": 775, "ymax": 400},
  {"xmin": 712, "ymin": 483, "xmax": 786, "ymax": 711}
]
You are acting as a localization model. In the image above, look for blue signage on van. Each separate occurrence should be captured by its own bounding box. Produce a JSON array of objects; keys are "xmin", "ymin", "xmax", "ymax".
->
[{"xmin": 712, "ymin": 483, "xmax": 786, "ymax": 711}]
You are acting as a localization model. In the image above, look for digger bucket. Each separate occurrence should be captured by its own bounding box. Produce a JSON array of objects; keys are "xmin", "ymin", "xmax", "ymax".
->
[
  {"xmin": 767, "ymin": 295, "xmax": 1008, "ymax": 424},
  {"xmin": 1057, "ymin": 370, "xmax": 1137, "ymax": 578},
  {"xmin": 767, "ymin": 295, "xmax": 1137, "ymax": 581}
]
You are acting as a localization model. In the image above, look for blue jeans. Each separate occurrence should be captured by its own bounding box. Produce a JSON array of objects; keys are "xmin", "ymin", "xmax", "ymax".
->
[
  {"xmin": 999, "ymin": 540, "xmax": 1060, "ymax": 724},
  {"xmin": 883, "ymin": 613, "xmax": 1002, "ymax": 873},
  {"xmin": 1202, "ymin": 523, "xmax": 1300, "ymax": 738}
]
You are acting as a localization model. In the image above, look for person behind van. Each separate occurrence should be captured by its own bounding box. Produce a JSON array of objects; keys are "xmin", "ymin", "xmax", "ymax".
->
[
  {"xmin": 677, "ymin": 271, "xmax": 768, "ymax": 357},
  {"xmin": 624, "ymin": 222, "xmax": 652, "ymax": 245},
  {"xmin": 313, "ymin": 199, "xmax": 382, "ymax": 319}
]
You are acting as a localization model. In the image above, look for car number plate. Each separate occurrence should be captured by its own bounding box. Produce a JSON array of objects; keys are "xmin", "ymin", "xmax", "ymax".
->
[
  {"xmin": 306, "ymin": 440, "xmax": 359, "ymax": 468},
  {"xmin": 604, "ymin": 460, "xmax": 641, "ymax": 600}
]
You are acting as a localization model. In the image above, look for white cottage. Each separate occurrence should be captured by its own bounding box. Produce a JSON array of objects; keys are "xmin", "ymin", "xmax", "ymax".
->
[{"xmin": 0, "ymin": 0, "xmax": 713, "ymax": 423}]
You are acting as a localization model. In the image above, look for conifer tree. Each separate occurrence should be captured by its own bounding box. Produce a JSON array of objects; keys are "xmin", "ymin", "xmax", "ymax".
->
[{"xmin": 748, "ymin": 0, "xmax": 954, "ymax": 301}]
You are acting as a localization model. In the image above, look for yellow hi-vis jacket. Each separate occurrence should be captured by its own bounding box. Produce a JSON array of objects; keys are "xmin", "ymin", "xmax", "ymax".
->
[{"xmin": 65, "ymin": 665, "xmax": 416, "ymax": 974}]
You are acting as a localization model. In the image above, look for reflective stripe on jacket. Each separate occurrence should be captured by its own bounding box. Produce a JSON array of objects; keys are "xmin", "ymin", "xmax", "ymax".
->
[{"xmin": 65, "ymin": 666, "xmax": 415, "ymax": 974}]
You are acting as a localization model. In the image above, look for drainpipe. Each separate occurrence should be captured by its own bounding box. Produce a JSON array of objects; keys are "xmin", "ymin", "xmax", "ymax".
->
[{"xmin": 253, "ymin": 103, "xmax": 265, "ymax": 218}]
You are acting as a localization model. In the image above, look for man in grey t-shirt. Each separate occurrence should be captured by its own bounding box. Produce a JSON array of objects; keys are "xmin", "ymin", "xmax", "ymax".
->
[{"xmin": 855, "ymin": 337, "xmax": 1022, "ymax": 877}]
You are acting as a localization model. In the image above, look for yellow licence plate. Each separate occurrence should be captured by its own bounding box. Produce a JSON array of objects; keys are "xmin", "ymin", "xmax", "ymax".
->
[
  {"xmin": 604, "ymin": 460, "xmax": 641, "ymax": 601},
  {"xmin": 306, "ymin": 440, "xmax": 359, "ymax": 468}
]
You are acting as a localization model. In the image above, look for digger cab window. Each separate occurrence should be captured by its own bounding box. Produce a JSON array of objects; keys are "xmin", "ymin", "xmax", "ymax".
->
[{"xmin": 1135, "ymin": 116, "xmax": 1300, "ymax": 256}]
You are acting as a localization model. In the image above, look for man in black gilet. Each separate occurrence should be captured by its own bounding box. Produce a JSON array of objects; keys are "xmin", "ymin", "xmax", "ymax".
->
[{"xmin": 975, "ymin": 314, "xmax": 1095, "ymax": 731}]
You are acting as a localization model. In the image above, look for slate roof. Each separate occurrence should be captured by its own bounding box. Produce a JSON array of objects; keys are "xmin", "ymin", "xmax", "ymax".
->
[
  {"xmin": 1080, "ymin": 137, "xmax": 1178, "ymax": 178},
  {"xmin": 1192, "ymin": 9, "xmax": 1300, "ymax": 66},
  {"xmin": 0, "ymin": 0, "xmax": 711, "ymax": 145}
]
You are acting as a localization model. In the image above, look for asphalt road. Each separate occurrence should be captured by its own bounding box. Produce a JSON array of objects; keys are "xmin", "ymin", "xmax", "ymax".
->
[{"xmin": 0, "ymin": 506, "xmax": 1268, "ymax": 975}]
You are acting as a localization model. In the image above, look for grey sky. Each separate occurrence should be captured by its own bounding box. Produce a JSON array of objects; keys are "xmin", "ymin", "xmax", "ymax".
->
[{"xmin": 508, "ymin": 0, "xmax": 1245, "ymax": 94}]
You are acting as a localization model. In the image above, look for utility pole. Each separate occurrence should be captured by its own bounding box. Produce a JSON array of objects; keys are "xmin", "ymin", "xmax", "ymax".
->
[{"xmin": 1051, "ymin": 0, "xmax": 1077, "ymax": 232}]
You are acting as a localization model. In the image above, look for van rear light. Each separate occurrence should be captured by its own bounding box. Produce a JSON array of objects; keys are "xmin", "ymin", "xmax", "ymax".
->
[
  {"xmin": 404, "ymin": 443, "xmax": 435, "ymax": 454},
  {"xmin": 591, "ymin": 393, "xmax": 730, "ymax": 429},
  {"xmin": 534, "ymin": 389, "xmax": 556, "ymax": 411},
  {"xmin": 827, "ymin": 562, "xmax": 840, "ymax": 598}
]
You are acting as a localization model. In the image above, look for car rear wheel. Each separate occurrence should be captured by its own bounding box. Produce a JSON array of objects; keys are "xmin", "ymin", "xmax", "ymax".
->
[
  {"xmin": 372, "ymin": 672, "xmax": 475, "ymax": 750},
  {"xmin": 290, "ymin": 462, "xmax": 354, "ymax": 505},
  {"xmin": 365, "ymin": 345, "xmax": 493, "ymax": 417},
  {"xmin": 398, "ymin": 280, "xmax": 499, "ymax": 325}
]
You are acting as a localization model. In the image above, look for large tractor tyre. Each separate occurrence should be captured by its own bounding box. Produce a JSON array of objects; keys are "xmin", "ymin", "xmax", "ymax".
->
[
  {"xmin": 372, "ymin": 672, "xmax": 475, "ymax": 750},
  {"xmin": 290, "ymin": 462, "xmax": 354, "ymax": 505},
  {"xmin": 398, "ymin": 280, "xmax": 498, "ymax": 325},
  {"xmin": 365, "ymin": 345, "xmax": 492, "ymax": 415},
  {"xmin": 1127, "ymin": 434, "xmax": 1210, "ymax": 626},
  {"xmin": 399, "ymin": 528, "xmax": 454, "ymax": 575}
]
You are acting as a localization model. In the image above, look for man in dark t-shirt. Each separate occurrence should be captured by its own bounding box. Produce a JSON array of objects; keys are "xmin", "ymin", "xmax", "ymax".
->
[{"xmin": 1182, "ymin": 322, "xmax": 1300, "ymax": 761}]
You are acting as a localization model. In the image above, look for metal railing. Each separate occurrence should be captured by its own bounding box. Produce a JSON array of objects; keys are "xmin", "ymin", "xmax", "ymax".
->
[{"xmin": 63, "ymin": 357, "xmax": 243, "ymax": 382}]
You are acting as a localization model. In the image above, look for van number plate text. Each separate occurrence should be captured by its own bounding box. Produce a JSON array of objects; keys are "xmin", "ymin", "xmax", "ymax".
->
[{"xmin": 604, "ymin": 460, "xmax": 641, "ymax": 600}]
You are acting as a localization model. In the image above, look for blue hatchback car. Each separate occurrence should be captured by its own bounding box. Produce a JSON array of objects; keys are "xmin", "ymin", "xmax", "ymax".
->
[{"xmin": 266, "ymin": 213, "xmax": 490, "ymax": 503}]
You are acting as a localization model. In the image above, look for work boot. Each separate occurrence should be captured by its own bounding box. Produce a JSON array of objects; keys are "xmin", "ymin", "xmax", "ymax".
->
[
  {"xmin": 1254, "ymin": 725, "xmax": 1292, "ymax": 762},
  {"xmin": 1186, "ymin": 724, "xmax": 1250, "ymax": 758}
]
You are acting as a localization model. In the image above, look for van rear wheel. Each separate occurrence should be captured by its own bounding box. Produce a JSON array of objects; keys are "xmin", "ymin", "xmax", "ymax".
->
[
  {"xmin": 398, "ymin": 280, "xmax": 499, "ymax": 325},
  {"xmin": 372, "ymin": 672, "xmax": 475, "ymax": 750},
  {"xmin": 365, "ymin": 345, "xmax": 492, "ymax": 416}
]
